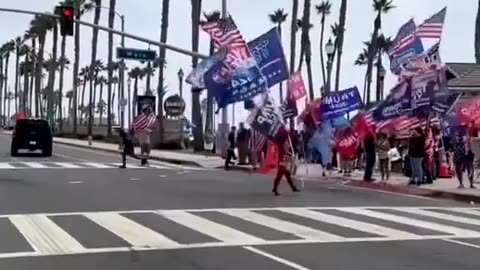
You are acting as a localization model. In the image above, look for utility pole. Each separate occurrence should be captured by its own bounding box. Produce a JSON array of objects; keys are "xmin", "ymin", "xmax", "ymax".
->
[{"xmin": 119, "ymin": 15, "xmax": 126, "ymax": 128}]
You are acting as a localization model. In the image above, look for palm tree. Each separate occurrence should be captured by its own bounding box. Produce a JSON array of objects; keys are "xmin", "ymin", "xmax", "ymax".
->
[
  {"xmin": 106, "ymin": 61, "xmax": 119, "ymax": 127},
  {"xmin": 269, "ymin": 9, "xmax": 288, "ymax": 100},
  {"xmin": 24, "ymin": 29, "xmax": 37, "ymax": 115},
  {"xmin": 65, "ymin": 89, "xmax": 74, "ymax": 124},
  {"xmin": 296, "ymin": 19, "xmax": 313, "ymax": 72},
  {"xmin": 300, "ymin": 0, "xmax": 315, "ymax": 99},
  {"xmin": 57, "ymin": 51, "xmax": 69, "ymax": 132},
  {"xmin": 95, "ymin": 75, "xmax": 107, "ymax": 125},
  {"xmin": 45, "ymin": 14, "xmax": 59, "ymax": 127},
  {"xmin": 6, "ymin": 91, "xmax": 14, "ymax": 118},
  {"xmin": 89, "ymin": 60, "xmax": 104, "ymax": 124},
  {"xmin": 79, "ymin": 66, "xmax": 91, "ymax": 122},
  {"xmin": 315, "ymin": 1, "xmax": 331, "ymax": 88},
  {"xmin": 14, "ymin": 36, "xmax": 23, "ymax": 113},
  {"xmin": 2, "ymin": 40, "xmax": 14, "ymax": 123},
  {"xmin": 157, "ymin": 0, "xmax": 171, "ymax": 143},
  {"xmin": 375, "ymin": 34, "xmax": 392, "ymax": 101},
  {"xmin": 143, "ymin": 62, "xmax": 155, "ymax": 95},
  {"xmin": 128, "ymin": 67, "xmax": 143, "ymax": 119},
  {"xmin": 87, "ymin": 0, "xmax": 103, "ymax": 139},
  {"xmin": 476, "ymin": 0, "xmax": 480, "ymax": 63},
  {"xmin": 0, "ymin": 48, "xmax": 4, "ymax": 120},
  {"xmin": 191, "ymin": 0, "xmax": 203, "ymax": 151},
  {"xmin": 355, "ymin": 42, "xmax": 370, "ymax": 100},
  {"xmin": 18, "ymin": 44, "xmax": 30, "ymax": 113},
  {"xmin": 107, "ymin": 0, "xmax": 116, "ymax": 136},
  {"xmin": 365, "ymin": 0, "xmax": 395, "ymax": 105},
  {"xmin": 203, "ymin": 10, "xmax": 220, "ymax": 141},
  {"xmin": 334, "ymin": 0, "xmax": 347, "ymax": 92},
  {"xmin": 290, "ymin": 0, "xmax": 299, "ymax": 76}
]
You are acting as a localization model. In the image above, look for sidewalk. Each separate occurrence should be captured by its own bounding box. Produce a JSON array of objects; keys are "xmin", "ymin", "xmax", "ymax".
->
[
  {"xmin": 2, "ymin": 130, "xmax": 224, "ymax": 169},
  {"xmin": 296, "ymin": 164, "xmax": 480, "ymax": 203}
]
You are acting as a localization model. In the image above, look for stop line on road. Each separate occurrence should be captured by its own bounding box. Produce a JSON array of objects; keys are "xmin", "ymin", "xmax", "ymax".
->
[
  {"xmin": 0, "ymin": 162, "xmax": 209, "ymax": 171},
  {"xmin": 0, "ymin": 206, "xmax": 478, "ymax": 259}
]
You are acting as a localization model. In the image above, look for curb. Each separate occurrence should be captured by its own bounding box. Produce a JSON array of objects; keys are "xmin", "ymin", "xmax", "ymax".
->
[
  {"xmin": 341, "ymin": 178, "xmax": 480, "ymax": 204},
  {"xmin": 52, "ymin": 139, "xmax": 203, "ymax": 168}
]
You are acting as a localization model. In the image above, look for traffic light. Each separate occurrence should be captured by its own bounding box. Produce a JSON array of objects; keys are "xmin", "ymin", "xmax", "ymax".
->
[{"xmin": 56, "ymin": 5, "xmax": 74, "ymax": 36}]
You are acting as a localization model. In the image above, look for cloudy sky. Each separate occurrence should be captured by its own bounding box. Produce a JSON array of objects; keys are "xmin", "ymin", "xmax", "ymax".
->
[{"xmin": 0, "ymin": 0, "xmax": 477, "ymax": 127}]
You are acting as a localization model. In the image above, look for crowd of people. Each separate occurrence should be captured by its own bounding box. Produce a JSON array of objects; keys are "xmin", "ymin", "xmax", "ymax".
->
[{"xmin": 224, "ymin": 121, "xmax": 478, "ymax": 191}]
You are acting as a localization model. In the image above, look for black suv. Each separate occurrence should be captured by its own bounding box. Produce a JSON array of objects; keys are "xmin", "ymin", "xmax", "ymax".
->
[{"xmin": 11, "ymin": 118, "xmax": 53, "ymax": 157}]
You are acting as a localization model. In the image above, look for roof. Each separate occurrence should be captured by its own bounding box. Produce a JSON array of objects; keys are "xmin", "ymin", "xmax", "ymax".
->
[{"xmin": 445, "ymin": 62, "xmax": 480, "ymax": 91}]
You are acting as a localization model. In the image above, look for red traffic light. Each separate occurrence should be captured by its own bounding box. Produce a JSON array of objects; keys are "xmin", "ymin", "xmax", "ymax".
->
[{"xmin": 63, "ymin": 9, "xmax": 73, "ymax": 17}]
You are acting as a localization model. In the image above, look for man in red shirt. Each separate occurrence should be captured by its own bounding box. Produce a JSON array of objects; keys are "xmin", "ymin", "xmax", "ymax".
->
[{"xmin": 272, "ymin": 141, "xmax": 300, "ymax": 196}]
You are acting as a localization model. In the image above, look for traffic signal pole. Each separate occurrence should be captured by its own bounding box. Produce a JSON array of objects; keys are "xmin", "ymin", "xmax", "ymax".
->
[{"xmin": 0, "ymin": 7, "xmax": 208, "ymax": 59}]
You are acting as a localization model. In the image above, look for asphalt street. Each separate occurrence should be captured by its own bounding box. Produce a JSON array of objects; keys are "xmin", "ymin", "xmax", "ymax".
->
[{"xmin": 0, "ymin": 133, "xmax": 479, "ymax": 270}]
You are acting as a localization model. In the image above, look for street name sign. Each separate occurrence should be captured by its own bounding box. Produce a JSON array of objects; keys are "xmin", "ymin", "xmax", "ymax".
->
[{"xmin": 116, "ymin": 47, "xmax": 157, "ymax": 61}]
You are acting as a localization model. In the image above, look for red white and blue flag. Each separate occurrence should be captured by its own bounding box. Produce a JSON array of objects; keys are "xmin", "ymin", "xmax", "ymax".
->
[
  {"xmin": 415, "ymin": 7, "xmax": 447, "ymax": 40},
  {"xmin": 133, "ymin": 113, "xmax": 156, "ymax": 133},
  {"xmin": 389, "ymin": 19, "xmax": 418, "ymax": 55},
  {"xmin": 250, "ymin": 129, "xmax": 267, "ymax": 154}
]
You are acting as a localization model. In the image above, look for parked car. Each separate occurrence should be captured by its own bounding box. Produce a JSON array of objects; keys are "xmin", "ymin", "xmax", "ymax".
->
[{"xmin": 11, "ymin": 118, "xmax": 53, "ymax": 157}]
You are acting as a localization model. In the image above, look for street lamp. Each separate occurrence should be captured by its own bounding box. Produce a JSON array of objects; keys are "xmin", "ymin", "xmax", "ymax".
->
[
  {"xmin": 127, "ymin": 77, "xmax": 132, "ymax": 127},
  {"xmin": 325, "ymin": 38, "xmax": 335, "ymax": 93},
  {"xmin": 378, "ymin": 64, "xmax": 386, "ymax": 100},
  {"xmin": 177, "ymin": 68, "xmax": 184, "ymax": 98}
]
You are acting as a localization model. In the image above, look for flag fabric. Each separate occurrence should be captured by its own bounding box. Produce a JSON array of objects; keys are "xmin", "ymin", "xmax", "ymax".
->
[
  {"xmin": 399, "ymin": 43, "xmax": 442, "ymax": 79},
  {"xmin": 287, "ymin": 72, "xmax": 307, "ymax": 101},
  {"xmin": 415, "ymin": 7, "xmax": 447, "ymax": 40},
  {"xmin": 372, "ymin": 80, "xmax": 412, "ymax": 121},
  {"xmin": 320, "ymin": 86, "xmax": 362, "ymax": 120},
  {"xmin": 250, "ymin": 129, "xmax": 267, "ymax": 154},
  {"xmin": 186, "ymin": 50, "xmax": 226, "ymax": 89},
  {"xmin": 247, "ymin": 93, "xmax": 288, "ymax": 144},
  {"xmin": 133, "ymin": 113, "xmax": 156, "ymax": 133},
  {"xmin": 280, "ymin": 99, "xmax": 298, "ymax": 120},
  {"xmin": 389, "ymin": 19, "xmax": 425, "ymax": 75},
  {"xmin": 200, "ymin": 16, "xmax": 251, "ymax": 80},
  {"xmin": 389, "ymin": 19, "xmax": 418, "ymax": 55}
]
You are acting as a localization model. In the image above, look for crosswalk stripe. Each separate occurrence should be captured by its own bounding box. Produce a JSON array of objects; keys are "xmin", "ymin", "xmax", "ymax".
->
[
  {"xmin": 339, "ymin": 208, "xmax": 480, "ymax": 237},
  {"xmin": 158, "ymin": 210, "xmax": 266, "ymax": 244},
  {"xmin": 80, "ymin": 162, "xmax": 114, "ymax": 168},
  {"xmin": 23, "ymin": 162, "xmax": 48, "ymax": 168},
  {"xmin": 9, "ymin": 215, "xmax": 86, "ymax": 255},
  {"xmin": 451, "ymin": 208, "xmax": 480, "ymax": 217},
  {"xmin": 220, "ymin": 209, "xmax": 345, "ymax": 241},
  {"xmin": 84, "ymin": 213, "xmax": 181, "ymax": 248},
  {"xmin": 394, "ymin": 208, "xmax": 480, "ymax": 226},
  {"xmin": 53, "ymin": 162, "xmax": 82, "ymax": 168},
  {"xmin": 0, "ymin": 163, "xmax": 15, "ymax": 169},
  {"xmin": 280, "ymin": 209, "xmax": 420, "ymax": 239}
]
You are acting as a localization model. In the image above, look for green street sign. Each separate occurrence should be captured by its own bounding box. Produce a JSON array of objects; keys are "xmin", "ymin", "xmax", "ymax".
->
[{"xmin": 116, "ymin": 47, "xmax": 156, "ymax": 61}]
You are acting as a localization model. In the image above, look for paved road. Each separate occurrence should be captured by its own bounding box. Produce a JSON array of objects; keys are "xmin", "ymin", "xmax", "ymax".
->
[{"xmin": 0, "ymin": 133, "xmax": 479, "ymax": 270}]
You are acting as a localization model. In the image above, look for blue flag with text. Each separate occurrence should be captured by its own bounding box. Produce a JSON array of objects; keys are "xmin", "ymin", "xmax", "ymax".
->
[{"xmin": 320, "ymin": 86, "xmax": 362, "ymax": 120}]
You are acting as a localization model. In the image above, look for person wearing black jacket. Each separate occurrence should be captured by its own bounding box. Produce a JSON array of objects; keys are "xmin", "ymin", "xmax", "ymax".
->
[
  {"xmin": 408, "ymin": 127, "xmax": 425, "ymax": 185},
  {"xmin": 224, "ymin": 126, "xmax": 237, "ymax": 169},
  {"xmin": 363, "ymin": 132, "xmax": 376, "ymax": 182},
  {"xmin": 117, "ymin": 128, "xmax": 142, "ymax": 169}
]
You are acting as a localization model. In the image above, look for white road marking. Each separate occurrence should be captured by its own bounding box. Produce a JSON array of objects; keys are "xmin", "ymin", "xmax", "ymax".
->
[
  {"xmin": 159, "ymin": 175, "xmax": 167, "ymax": 178},
  {"xmin": 339, "ymin": 208, "xmax": 480, "ymax": 237},
  {"xmin": 394, "ymin": 208, "xmax": 480, "ymax": 226},
  {"xmin": 23, "ymin": 162, "xmax": 48, "ymax": 168},
  {"xmin": 129, "ymin": 178, "xmax": 141, "ymax": 181},
  {"xmin": 53, "ymin": 162, "xmax": 82, "ymax": 168},
  {"xmin": 342, "ymin": 183, "xmax": 436, "ymax": 200},
  {"xmin": 80, "ymin": 162, "xmax": 114, "ymax": 168},
  {"xmin": 84, "ymin": 213, "xmax": 181, "ymax": 248},
  {"xmin": 9, "ymin": 215, "xmax": 86, "ymax": 255},
  {"xmin": 243, "ymin": 246, "xmax": 312, "ymax": 270},
  {"xmin": 443, "ymin": 239, "xmax": 480, "ymax": 249},
  {"xmin": 68, "ymin": 181, "xmax": 83, "ymax": 184},
  {"xmin": 220, "ymin": 209, "xmax": 345, "ymax": 241},
  {"xmin": 281, "ymin": 208, "xmax": 420, "ymax": 239},
  {"xmin": 0, "ymin": 163, "xmax": 15, "ymax": 169},
  {"xmin": 450, "ymin": 208, "xmax": 480, "ymax": 217},
  {"xmin": 158, "ymin": 210, "xmax": 266, "ymax": 244}
]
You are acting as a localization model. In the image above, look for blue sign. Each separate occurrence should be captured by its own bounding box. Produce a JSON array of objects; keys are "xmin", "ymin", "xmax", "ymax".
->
[
  {"xmin": 249, "ymin": 27, "xmax": 289, "ymax": 87},
  {"xmin": 116, "ymin": 47, "xmax": 157, "ymax": 61},
  {"xmin": 320, "ymin": 86, "xmax": 362, "ymax": 120},
  {"xmin": 373, "ymin": 81, "xmax": 412, "ymax": 121},
  {"xmin": 186, "ymin": 28, "xmax": 288, "ymax": 89},
  {"xmin": 432, "ymin": 92, "xmax": 460, "ymax": 116},
  {"xmin": 204, "ymin": 59, "xmax": 267, "ymax": 110},
  {"xmin": 411, "ymin": 70, "xmax": 438, "ymax": 108}
]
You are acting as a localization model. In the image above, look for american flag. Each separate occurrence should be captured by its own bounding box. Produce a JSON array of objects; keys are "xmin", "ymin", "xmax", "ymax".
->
[
  {"xmin": 389, "ymin": 19, "xmax": 417, "ymax": 55},
  {"xmin": 200, "ymin": 16, "xmax": 251, "ymax": 78},
  {"xmin": 133, "ymin": 113, "xmax": 156, "ymax": 133},
  {"xmin": 415, "ymin": 7, "xmax": 447, "ymax": 40},
  {"xmin": 250, "ymin": 129, "xmax": 266, "ymax": 154}
]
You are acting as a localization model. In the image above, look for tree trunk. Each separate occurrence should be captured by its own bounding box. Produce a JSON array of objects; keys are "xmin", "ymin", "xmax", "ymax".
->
[
  {"xmin": 157, "ymin": 0, "xmax": 170, "ymax": 145},
  {"xmin": 375, "ymin": 50, "xmax": 383, "ymax": 102},
  {"xmin": 290, "ymin": 0, "xmax": 299, "ymax": 73},
  {"xmin": 88, "ymin": 0, "xmax": 102, "ymax": 138},
  {"xmin": 14, "ymin": 44, "xmax": 20, "ymax": 113},
  {"xmin": 133, "ymin": 78, "xmax": 138, "ymax": 119},
  {"xmin": 22, "ymin": 53, "xmax": 29, "ymax": 115},
  {"xmin": 205, "ymin": 39, "xmax": 215, "ymax": 144},
  {"xmin": 4, "ymin": 55, "xmax": 9, "ymax": 122},
  {"xmin": 35, "ymin": 33, "xmax": 46, "ymax": 118},
  {"xmin": 191, "ymin": 0, "xmax": 204, "ymax": 151},
  {"xmin": 277, "ymin": 24, "xmax": 284, "ymax": 101},
  {"xmin": 0, "ymin": 57, "xmax": 3, "ymax": 121},
  {"xmin": 334, "ymin": 0, "xmax": 347, "ymax": 92},
  {"xmin": 107, "ymin": 0, "xmax": 116, "ymax": 136},
  {"xmin": 365, "ymin": 12, "xmax": 381, "ymax": 105},
  {"xmin": 99, "ymin": 82, "xmax": 104, "ymax": 125},
  {"xmin": 319, "ymin": 16, "xmax": 327, "ymax": 88},
  {"xmin": 47, "ymin": 24, "xmax": 58, "ymax": 128},
  {"xmin": 81, "ymin": 79, "xmax": 87, "ymax": 123},
  {"xmin": 146, "ymin": 62, "xmax": 152, "ymax": 93},
  {"xmin": 301, "ymin": 0, "xmax": 314, "ymax": 99},
  {"xmin": 58, "ymin": 35, "xmax": 66, "ymax": 132},
  {"xmin": 476, "ymin": 0, "xmax": 480, "ymax": 63},
  {"xmin": 72, "ymin": 0, "xmax": 81, "ymax": 134},
  {"xmin": 29, "ymin": 37, "xmax": 36, "ymax": 115}
]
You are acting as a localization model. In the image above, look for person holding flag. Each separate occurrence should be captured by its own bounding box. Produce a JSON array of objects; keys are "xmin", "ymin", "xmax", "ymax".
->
[
  {"xmin": 272, "ymin": 138, "xmax": 300, "ymax": 196},
  {"xmin": 132, "ymin": 106, "xmax": 157, "ymax": 166}
]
